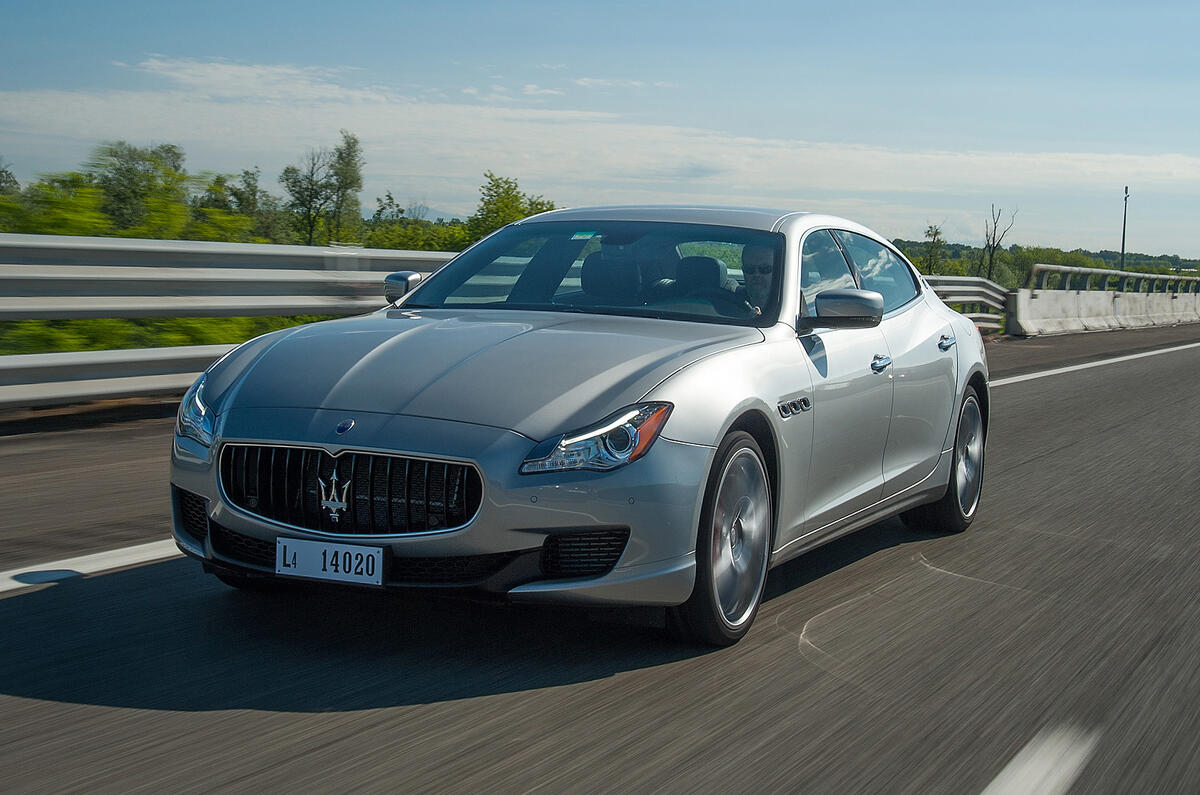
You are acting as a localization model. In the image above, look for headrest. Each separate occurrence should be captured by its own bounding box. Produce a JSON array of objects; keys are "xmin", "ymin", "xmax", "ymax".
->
[
  {"xmin": 676, "ymin": 256, "xmax": 728, "ymax": 291},
  {"xmin": 581, "ymin": 251, "xmax": 642, "ymax": 302}
]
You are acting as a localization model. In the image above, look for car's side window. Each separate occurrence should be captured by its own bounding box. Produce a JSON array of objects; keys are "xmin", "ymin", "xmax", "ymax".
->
[
  {"xmin": 832, "ymin": 231, "xmax": 919, "ymax": 314},
  {"xmin": 799, "ymin": 230, "xmax": 857, "ymax": 315}
]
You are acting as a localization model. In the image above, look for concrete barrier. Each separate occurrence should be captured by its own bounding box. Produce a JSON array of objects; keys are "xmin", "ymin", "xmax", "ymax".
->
[{"xmin": 1012, "ymin": 264, "xmax": 1200, "ymax": 336}]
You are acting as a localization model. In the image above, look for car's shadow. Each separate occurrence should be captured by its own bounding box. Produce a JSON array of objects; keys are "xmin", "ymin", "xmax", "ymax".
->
[{"xmin": 0, "ymin": 517, "xmax": 936, "ymax": 713}]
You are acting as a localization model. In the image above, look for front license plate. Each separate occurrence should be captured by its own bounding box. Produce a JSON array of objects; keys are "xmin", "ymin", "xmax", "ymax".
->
[{"xmin": 275, "ymin": 537, "xmax": 384, "ymax": 586}]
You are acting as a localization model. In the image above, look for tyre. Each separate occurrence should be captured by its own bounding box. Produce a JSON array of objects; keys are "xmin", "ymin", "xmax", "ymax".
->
[
  {"xmin": 903, "ymin": 386, "xmax": 985, "ymax": 534},
  {"xmin": 670, "ymin": 431, "xmax": 773, "ymax": 646}
]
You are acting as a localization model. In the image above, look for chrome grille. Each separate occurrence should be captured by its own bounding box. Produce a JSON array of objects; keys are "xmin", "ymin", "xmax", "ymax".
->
[{"xmin": 220, "ymin": 444, "xmax": 483, "ymax": 535}]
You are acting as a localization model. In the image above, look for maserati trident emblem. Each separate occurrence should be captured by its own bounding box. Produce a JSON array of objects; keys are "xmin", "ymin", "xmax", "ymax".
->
[
  {"xmin": 318, "ymin": 469, "xmax": 350, "ymax": 522},
  {"xmin": 335, "ymin": 418, "xmax": 355, "ymax": 435}
]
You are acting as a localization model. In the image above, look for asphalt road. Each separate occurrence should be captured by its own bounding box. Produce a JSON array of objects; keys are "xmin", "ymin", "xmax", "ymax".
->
[{"xmin": 1, "ymin": 324, "xmax": 1199, "ymax": 792}]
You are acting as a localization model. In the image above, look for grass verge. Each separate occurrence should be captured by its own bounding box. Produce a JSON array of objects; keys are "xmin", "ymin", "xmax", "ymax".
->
[{"xmin": 0, "ymin": 316, "xmax": 335, "ymax": 355}]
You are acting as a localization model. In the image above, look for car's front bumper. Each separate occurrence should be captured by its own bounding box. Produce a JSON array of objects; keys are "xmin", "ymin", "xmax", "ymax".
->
[{"xmin": 170, "ymin": 408, "xmax": 710, "ymax": 606}]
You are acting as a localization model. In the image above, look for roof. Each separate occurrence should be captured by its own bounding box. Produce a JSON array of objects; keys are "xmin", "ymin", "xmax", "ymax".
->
[{"xmin": 517, "ymin": 205, "xmax": 810, "ymax": 232}]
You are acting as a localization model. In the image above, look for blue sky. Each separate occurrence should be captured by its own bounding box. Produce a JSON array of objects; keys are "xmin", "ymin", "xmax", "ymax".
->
[{"xmin": 2, "ymin": 0, "xmax": 1198, "ymax": 255}]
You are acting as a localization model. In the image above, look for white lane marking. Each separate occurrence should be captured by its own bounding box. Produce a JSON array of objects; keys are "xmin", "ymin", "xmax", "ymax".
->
[
  {"xmin": 0, "ymin": 539, "xmax": 182, "ymax": 594},
  {"xmin": 991, "ymin": 340, "xmax": 1200, "ymax": 387},
  {"xmin": 981, "ymin": 726, "xmax": 1100, "ymax": 795}
]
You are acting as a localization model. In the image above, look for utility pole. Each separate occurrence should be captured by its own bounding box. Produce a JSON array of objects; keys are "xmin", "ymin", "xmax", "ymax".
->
[{"xmin": 1120, "ymin": 186, "xmax": 1129, "ymax": 271}]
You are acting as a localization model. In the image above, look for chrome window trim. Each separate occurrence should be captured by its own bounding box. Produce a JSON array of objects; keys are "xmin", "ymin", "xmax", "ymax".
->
[{"xmin": 828, "ymin": 228, "xmax": 924, "ymax": 315}]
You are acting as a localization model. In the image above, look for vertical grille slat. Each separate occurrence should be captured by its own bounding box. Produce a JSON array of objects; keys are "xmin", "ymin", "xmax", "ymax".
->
[
  {"xmin": 281, "ymin": 448, "xmax": 293, "ymax": 526},
  {"xmin": 412, "ymin": 461, "xmax": 427, "ymax": 531},
  {"xmin": 384, "ymin": 457, "xmax": 394, "ymax": 530},
  {"xmin": 266, "ymin": 447, "xmax": 277, "ymax": 517},
  {"xmin": 403, "ymin": 459, "xmax": 412, "ymax": 532},
  {"xmin": 371, "ymin": 456, "xmax": 389, "ymax": 532},
  {"xmin": 220, "ymin": 444, "xmax": 481, "ymax": 536},
  {"xmin": 238, "ymin": 446, "xmax": 248, "ymax": 504},
  {"xmin": 251, "ymin": 446, "xmax": 262, "ymax": 511}
]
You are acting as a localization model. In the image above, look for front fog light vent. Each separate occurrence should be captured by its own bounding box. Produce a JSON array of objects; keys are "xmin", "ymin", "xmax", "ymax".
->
[{"xmin": 541, "ymin": 529, "xmax": 630, "ymax": 579}]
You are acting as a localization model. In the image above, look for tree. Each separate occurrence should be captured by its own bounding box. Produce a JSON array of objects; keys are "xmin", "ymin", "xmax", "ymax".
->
[
  {"xmin": 0, "ymin": 157, "xmax": 19, "ymax": 196},
  {"xmin": 87, "ymin": 142, "xmax": 190, "ymax": 236},
  {"xmin": 922, "ymin": 223, "xmax": 946, "ymax": 274},
  {"xmin": 978, "ymin": 204, "xmax": 1017, "ymax": 281},
  {"xmin": 279, "ymin": 131, "xmax": 366, "ymax": 246},
  {"xmin": 229, "ymin": 168, "xmax": 292, "ymax": 243},
  {"xmin": 327, "ymin": 130, "xmax": 364, "ymax": 243},
  {"xmin": 466, "ymin": 171, "xmax": 555, "ymax": 243},
  {"xmin": 364, "ymin": 191, "xmax": 471, "ymax": 252},
  {"xmin": 0, "ymin": 172, "xmax": 110, "ymax": 236},
  {"xmin": 280, "ymin": 147, "xmax": 336, "ymax": 246}
]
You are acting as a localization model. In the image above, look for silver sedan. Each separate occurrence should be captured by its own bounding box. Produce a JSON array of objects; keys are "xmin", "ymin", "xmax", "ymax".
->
[{"xmin": 170, "ymin": 206, "xmax": 989, "ymax": 645}]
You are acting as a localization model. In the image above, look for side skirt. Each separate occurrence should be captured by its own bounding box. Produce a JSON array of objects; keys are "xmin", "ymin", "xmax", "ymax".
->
[{"xmin": 769, "ymin": 448, "xmax": 953, "ymax": 568}]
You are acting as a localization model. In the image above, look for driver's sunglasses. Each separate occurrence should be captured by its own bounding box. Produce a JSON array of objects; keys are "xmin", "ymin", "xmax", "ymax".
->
[{"xmin": 744, "ymin": 264, "xmax": 773, "ymax": 275}]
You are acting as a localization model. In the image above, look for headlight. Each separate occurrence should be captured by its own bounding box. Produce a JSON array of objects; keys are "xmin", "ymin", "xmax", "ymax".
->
[
  {"xmin": 177, "ymin": 374, "xmax": 215, "ymax": 447},
  {"xmin": 520, "ymin": 403, "xmax": 672, "ymax": 474}
]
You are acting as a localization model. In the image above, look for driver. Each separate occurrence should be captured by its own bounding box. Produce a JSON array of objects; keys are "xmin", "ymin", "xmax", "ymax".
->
[{"xmin": 740, "ymin": 244, "xmax": 777, "ymax": 314}]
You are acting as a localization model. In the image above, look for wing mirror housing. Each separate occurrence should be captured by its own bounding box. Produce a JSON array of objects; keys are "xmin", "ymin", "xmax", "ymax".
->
[
  {"xmin": 797, "ymin": 288, "xmax": 884, "ymax": 332},
  {"xmin": 384, "ymin": 271, "xmax": 424, "ymax": 304}
]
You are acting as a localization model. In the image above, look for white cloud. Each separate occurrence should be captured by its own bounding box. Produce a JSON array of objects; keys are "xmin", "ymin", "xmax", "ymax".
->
[
  {"xmin": 129, "ymin": 56, "xmax": 392, "ymax": 103},
  {"xmin": 573, "ymin": 77, "xmax": 645, "ymax": 89},
  {"xmin": 571, "ymin": 78, "xmax": 676, "ymax": 90},
  {"xmin": 3, "ymin": 58, "xmax": 1199, "ymax": 252},
  {"xmin": 522, "ymin": 84, "xmax": 563, "ymax": 96}
]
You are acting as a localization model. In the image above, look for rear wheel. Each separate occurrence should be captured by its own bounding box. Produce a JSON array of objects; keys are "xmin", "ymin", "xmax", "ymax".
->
[
  {"xmin": 670, "ymin": 431, "xmax": 772, "ymax": 646},
  {"xmin": 902, "ymin": 386, "xmax": 985, "ymax": 533}
]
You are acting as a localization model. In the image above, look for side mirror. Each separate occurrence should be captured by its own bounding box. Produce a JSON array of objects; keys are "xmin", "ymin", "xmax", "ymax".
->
[
  {"xmin": 799, "ymin": 288, "xmax": 884, "ymax": 331},
  {"xmin": 384, "ymin": 271, "xmax": 423, "ymax": 304}
]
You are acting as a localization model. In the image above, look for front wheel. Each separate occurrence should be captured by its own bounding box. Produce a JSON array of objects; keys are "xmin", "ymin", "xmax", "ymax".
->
[
  {"xmin": 903, "ymin": 386, "xmax": 985, "ymax": 534},
  {"xmin": 670, "ymin": 431, "xmax": 773, "ymax": 646}
]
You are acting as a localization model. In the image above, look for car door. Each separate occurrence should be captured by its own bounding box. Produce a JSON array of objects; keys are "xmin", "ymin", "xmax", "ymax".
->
[
  {"xmin": 833, "ymin": 230, "xmax": 957, "ymax": 496},
  {"xmin": 795, "ymin": 230, "xmax": 894, "ymax": 535}
]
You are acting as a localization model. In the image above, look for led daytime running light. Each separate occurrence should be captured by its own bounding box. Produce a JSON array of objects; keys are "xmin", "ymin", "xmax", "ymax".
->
[{"xmin": 520, "ymin": 402, "xmax": 672, "ymax": 474}]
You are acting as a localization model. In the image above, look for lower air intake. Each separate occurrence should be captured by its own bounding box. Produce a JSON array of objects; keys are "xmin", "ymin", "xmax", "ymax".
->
[
  {"xmin": 541, "ymin": 529, "xmax": 630, "ymax": 579},
  {"xmin": 175, "ymin": 486, "xmax": 210, "ymax": 544}
]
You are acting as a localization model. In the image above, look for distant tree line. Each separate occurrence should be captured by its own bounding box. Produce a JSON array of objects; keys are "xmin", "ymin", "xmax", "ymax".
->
[
  {"xmin": 895, "ymin": 212, "xmax": 1197, "ymax": 291},
  {"xmin": 0, "ymin": 138, "xmax": 553, "ymax": 251},
  {"xmin": 2, "ymin": 145, "xmax": 1194, "ymax": 289}
]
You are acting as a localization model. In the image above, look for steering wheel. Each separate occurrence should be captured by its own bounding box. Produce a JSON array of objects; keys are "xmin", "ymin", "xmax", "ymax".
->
[{"xmin": 684, "ymin": 288, "xmax": 758, "ymax": 317}]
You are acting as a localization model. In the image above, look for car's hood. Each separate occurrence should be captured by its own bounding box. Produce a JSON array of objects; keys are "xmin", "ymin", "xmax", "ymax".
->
[{"xmin": 215, "ymin": 309, "xmax": 762, "ymax": 440}]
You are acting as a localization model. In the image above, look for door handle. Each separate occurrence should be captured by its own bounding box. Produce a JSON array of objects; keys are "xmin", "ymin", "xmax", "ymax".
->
[
  {"xmin": 870, "ymin": 354, "xmax": 892, "ymax": 373},
  {"xmin": 938, "ymin": 335, "xmax": 957, "ymax": 351}
]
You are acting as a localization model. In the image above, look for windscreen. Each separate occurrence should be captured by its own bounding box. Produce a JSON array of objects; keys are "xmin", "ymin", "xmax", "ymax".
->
[{"xmin": 403, "ymin": 220, "xmax": 785, "ymax": 326}]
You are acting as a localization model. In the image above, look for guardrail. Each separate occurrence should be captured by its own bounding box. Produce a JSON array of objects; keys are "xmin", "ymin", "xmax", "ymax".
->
[
  {"xmin": 0, "ymin": 345, "xmax": 237, "ymax": 409},
  {"xmin": 922, "ymin": 276, "xmax": 1006, "ymax": 331},
  {"xmin": 3, "ymin": 232, "xmax": 1196, "ymax": 408},
  {"xmin": 1011, "ymin": 264, "xmax": 1200, "ymax": 336},
  {"xmin": 1, "ymin": 266, "xmax": 390, "ymax": 320},
  {"xmin": 1028, "ymin": 263, "xmax": 1200, "ymax": 293},
  {"xmin": 0, "ymin": 233, "xmax": 453, "ymax": 321},
  {"xmin": 0, "ymin": 233, "xmax": 454, "ymax": 272}
]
